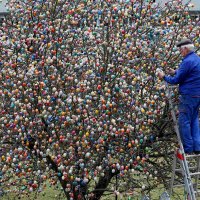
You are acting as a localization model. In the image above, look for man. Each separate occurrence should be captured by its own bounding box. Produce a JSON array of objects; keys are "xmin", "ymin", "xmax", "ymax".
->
[{"xmin": 157, "ymin": 38, "xmax": 200, "ymax": 154}]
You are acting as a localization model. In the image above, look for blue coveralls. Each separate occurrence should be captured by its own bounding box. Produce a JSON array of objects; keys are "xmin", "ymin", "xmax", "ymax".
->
[{"xmin": 164, "ymin": 52, "xmax": 200, "ymax": 153}]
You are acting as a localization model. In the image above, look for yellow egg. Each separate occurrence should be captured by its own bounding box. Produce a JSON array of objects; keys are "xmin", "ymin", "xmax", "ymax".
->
[
  {"xmin": 141, "ymin": 108, "xmax": 145, "ymax": 113},
  {"xmin": 2, "ymin": 155, "xmax": 5, "ymax": 161},
  {"xmin": 86, "ymin": 132, "xmax": 90, "ymax": 137},
  {"xmin": 47, "ymin": 43, "xmax": 51, "ymax": 48}
]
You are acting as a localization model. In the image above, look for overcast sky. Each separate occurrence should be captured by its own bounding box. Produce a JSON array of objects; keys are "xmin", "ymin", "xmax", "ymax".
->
[
  {"xmin": 157, "ymin": 0, "xmax": 200, "ymax": 10},
  {"xmin": 0, "ymin": 0, "xmax": 7, "ymax": 13}
]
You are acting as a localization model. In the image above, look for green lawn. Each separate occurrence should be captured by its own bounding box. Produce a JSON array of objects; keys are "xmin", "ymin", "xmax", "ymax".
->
[{"xmin": 1, "ymin": 184, "xmax": 187, "ymax": 200}]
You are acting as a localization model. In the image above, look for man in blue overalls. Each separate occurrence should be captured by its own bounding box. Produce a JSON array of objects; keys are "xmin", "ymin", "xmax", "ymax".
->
[{"xmin": 158, "ymin": 38, "xmax": 200, "ymax": 154}]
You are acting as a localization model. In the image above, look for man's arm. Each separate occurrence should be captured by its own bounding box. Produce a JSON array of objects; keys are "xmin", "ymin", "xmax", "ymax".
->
[{"xmin": 163, "ymin": 61, "xmax": 190, "ymax": 84}]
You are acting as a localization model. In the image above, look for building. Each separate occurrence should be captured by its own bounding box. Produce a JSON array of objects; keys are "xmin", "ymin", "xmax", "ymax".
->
[{"xmin": 0, "ymin": 0, "xmax": 9, "ymax": 23}]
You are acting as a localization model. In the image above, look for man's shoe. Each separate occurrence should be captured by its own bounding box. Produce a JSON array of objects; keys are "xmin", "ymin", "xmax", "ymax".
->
[
  {"xmin": 185, "ymin": 152, "xmax": 194, "ymax": 156},
  {"xmin": 184, "ymin": 151, "xmax": 193, "ymax": 155},
  {"xmin": 194, "ymin": 151, "xmax": 200, "ymax": 155}
]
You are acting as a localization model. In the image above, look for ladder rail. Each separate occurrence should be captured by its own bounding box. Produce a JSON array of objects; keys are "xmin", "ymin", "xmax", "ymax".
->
[
  {"xmin": 166, "ymin": 83, "xmax": 197, "ymax": 200},
  {"xmin": 194, "ymin": 157, "xmax": 200, "ymax": 195},
  {"xmin": 169, "ymin": 152, "xmax": 177, "ymax": 195}
]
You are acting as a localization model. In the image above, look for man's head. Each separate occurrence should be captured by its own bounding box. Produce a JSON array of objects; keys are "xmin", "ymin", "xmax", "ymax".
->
[{"xmin": 176, "ymin": 38, "xmax": 194, "ymax": 57}]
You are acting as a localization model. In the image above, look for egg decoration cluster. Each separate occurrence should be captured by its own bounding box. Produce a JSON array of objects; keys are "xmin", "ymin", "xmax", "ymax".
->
[{"xmin": 0, "ymin": 0, "xmax": 199, "ymax": 199}]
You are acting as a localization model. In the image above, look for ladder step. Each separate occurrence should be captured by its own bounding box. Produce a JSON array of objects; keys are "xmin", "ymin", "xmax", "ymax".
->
[
  {"xmin": 194, "ymin": 190, "xmax": 200, "ymax": 194},
  {"xmin": 175, "ymin": 167, "xmax": 197, "ymax": 172},
  {"xmin": 185, "ymin": 154, "xmax": 200, "ymax": 158},
  {"xmin": 190, "ymin": 172, "xmax": 200, "ymax": 176}
]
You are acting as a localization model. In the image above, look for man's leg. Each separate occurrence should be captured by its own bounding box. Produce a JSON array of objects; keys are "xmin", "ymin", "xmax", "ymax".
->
[
  {"xmin": 191, "ymin": 100, "xmax": 200, "ymax": 152},
  {"xmin": 178, "ymin": 96, "xmax": 193, "ymax": 153}
]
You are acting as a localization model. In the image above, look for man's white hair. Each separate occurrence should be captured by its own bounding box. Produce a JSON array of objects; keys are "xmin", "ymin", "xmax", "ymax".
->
[{"xmin": 180, "ymin": 44, "xmax": 195, "ymax": 51}]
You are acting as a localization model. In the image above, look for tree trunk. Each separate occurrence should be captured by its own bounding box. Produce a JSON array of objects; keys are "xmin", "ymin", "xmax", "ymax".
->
[
  {"xmin": 46, "ymin": 155, "xmax": 70, "ymax": 199},
  {"xmin": 89, "ymin": 169, "xmax": 118, "ymax": 200}
]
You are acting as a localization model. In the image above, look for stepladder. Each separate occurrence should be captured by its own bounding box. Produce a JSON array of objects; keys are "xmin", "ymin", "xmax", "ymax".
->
[
  {"xmin": 166, "ymin": 83, "xmax": 200, "ymax": 200},
  {"xmin": 170, "ymin": 148, "xmax": 200, "ymax": 200}
]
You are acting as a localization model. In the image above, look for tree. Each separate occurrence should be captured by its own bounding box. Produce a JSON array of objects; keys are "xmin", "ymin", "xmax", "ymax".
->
[{"xmin": 0, "ymin": 0, "xmax": 199, "ymax": 199}]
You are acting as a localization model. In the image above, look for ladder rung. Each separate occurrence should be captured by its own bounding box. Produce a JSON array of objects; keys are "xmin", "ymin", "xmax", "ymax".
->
[
  {"xmin": 190, "ymin": 172, "xmax": 200, "ymax": 176},
  {"xmin": 185, "ymin": 154, "xmax": 200, "ymax": 158},
  {"xmin": 175, "ymin": 167, "xmax": 198, "ymax": 172}
]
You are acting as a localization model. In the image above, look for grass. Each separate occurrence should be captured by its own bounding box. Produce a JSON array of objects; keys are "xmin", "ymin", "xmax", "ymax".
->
[
  {"xmin": 101, "ymin": 186, "xmax": 186, "ymax": 200},
  {"xmin": 1, "ymin": 183, "xmax": 188, "ymax": 200}
]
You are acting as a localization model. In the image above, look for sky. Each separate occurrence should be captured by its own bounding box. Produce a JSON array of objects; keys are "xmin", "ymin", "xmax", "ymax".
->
[
  {"xmin": 0, "ymin": 0, "xmax": 8, "ymax": 14},
  {"xmin": 157, "ymin": 0, "xmax": 200, "ymax": 10}
]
